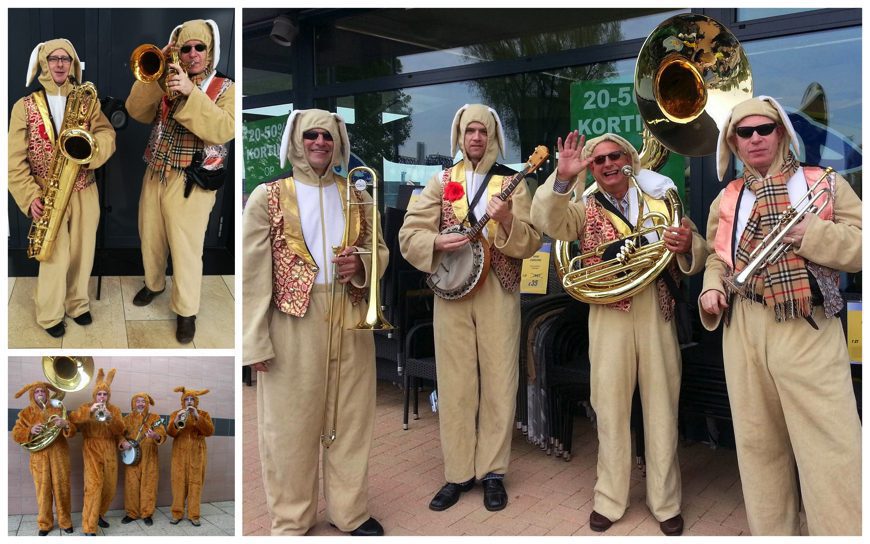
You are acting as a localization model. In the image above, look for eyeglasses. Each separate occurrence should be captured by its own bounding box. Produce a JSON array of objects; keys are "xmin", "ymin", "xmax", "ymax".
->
[
  {"xmin": 180, "ymin": 43, "xmax": 207, "ymax": 54},
  {"xmin": 735, "ymin": 123, "xmax": 778, "ymax": 139},
  {"xmin": 47, "ymin": 56, "xmax": 72, "ymax": 65},
  {"xmin": 591, "ymin": 150, "xmax": 626, "ymax": 165},
  {"xmin": 302, "ymin": 130, "xmax": 333, "ymax": 142}
]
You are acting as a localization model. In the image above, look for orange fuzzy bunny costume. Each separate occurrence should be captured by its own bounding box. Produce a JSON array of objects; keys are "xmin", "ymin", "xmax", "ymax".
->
[
  {"xmin": 121, "ymin": 392, "xmax": 167, "ymax": 520},
  {"xmin": 167, "ymin": 386, "xmax": 214, "ymax": 522}
]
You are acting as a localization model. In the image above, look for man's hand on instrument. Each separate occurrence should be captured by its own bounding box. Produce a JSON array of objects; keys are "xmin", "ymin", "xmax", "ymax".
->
[
  {"xmin": 783, "ymin": 215, "xmax": 808, "ymax": 248},
  {"xmin": 434, "ymin": 232, "xmax": 470, "ymax": 253},
  {"xmin": 188, "ymin": 407, "xmax": 200, "ymax": 419},
  {"xmin": 333, "ymin": 246, "xmax": 362, "ymax": 284},
  {"xmin": 664, "ymin": 218, "xmax": 693, "ymax": 254},
  {"xmin": 89, "ymin": 403, "xmax": 101, "ymax": 413},
  {"xmin": 167, "ymin": 63, "xmax": 195, "ymax": 97},
  {"xmin": 54, "ymin": 418, "xmax": 69, "ymax": 430},
  {"xmin": 145, "ymin": 429, "xmax": 159, "ymax": 440},
  {"xmin": 700, "ymin": 289, "xmax": 729, "ymax": 316},
  {"xmin": 251, "ymin": 362, "xmax": 269, "ymax": 373},
  {"xmin": 556, "ymin": 130, "xmax": 593, "ymax": 182},
  {"xmin": 488, "ymin": 195, "xmax": 513, "ymax": 227},
  {"xmin": 119, "ymin": 439, "xmax": 131, "ymax": 451},
  {"xmin": 30, "ymin": 198, "xmax": 44, "ymax": 220},
  {"xmin": 31, "ymin": 423, "xmax": 45, "ymax": 435}
]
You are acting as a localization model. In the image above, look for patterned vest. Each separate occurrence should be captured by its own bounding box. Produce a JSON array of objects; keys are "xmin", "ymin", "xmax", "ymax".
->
[
  {"xmin": 265, "ymin": 177, "xmax": 367, "ymax": 317},
  {"xmin": 438, "ymin": 167, "xmax": 522, "ymax": 293},
  {"xmin": 23, "ymin": 92, "xmax": 93, "ymax": 192}
]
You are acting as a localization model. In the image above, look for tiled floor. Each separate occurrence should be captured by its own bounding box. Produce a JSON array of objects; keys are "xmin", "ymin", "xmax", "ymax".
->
[
  {"xmin": 243, "ymin": 379, "xmax": 808, "ymax": 536},
  {"xmin": 8, "ymin": 501, "xmax": 234, "ymax": 536},
  {"xmin": 7, "ymin": 275, "xmax": 234, "ymax": 348}
]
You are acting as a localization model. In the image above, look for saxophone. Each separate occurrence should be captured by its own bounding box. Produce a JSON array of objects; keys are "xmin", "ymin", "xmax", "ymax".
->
[{"xmin": 27, "ymin": 78, "xmax": 100, "ymax": 262}]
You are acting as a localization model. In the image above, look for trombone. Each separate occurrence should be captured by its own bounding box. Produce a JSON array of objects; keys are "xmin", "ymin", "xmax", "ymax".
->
[
  {"xmin": 130, "ymin": 44, "xmax": 187, "ymax": 101},
  {"xmin": 321, "ymin": 167, "xmax": 392, "ymax": 448},
  {"xmin": 726, "ymin": 167, "xmax": 835, "ymax": 296}
]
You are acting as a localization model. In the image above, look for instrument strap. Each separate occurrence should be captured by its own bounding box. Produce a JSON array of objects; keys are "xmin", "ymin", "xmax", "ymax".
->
[
  {"xmin": 593, "ymin": 191, "xmax": 635, "ymax": 230},
  {"xmin": 464, "ymin": 169, "xmax": 495, "ymax": 225}
]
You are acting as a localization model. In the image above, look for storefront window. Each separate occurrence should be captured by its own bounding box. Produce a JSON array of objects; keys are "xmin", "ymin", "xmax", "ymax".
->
[
  {"xmin": 736, "ymin": 8, "xmax": 816, "ymax": 21},
  {"xmin": 315, "ymin": 8, "xmax": 687, "ymax": 85},
  {"xmin": 243, "ymin": 31, "xmax": 294, "ymax": 98}
]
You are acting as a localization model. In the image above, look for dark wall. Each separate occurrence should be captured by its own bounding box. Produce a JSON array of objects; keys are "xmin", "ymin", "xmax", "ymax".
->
[{"xmin": 7, "ymin": 8, "xmax": 236, "ymax": 276}]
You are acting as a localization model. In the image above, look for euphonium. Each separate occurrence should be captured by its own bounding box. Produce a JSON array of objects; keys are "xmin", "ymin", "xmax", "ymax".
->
[
  {"xmin": 321, "ymin": 167, "xmax": 393, "ymax": 448},
  {"xmin": 22, "ymin": 356, "xmax": 93, "ymax": 452},
  {"xmin": 27, "ymin": 80, "xmax": 100, "ymax": 261},
  {"xmin": 130, "ymin": 44, "xmax": 185, "ymax": 101}
]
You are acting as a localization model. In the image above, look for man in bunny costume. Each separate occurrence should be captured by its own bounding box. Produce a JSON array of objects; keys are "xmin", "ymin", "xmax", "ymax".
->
[
  {"xmin": 531, "ymin": 131, "xmax": 705, "ymax": 535},
  {"xmin": 243, "ymin": 109, "xmax": 388, "ymax": 536},
  {"xmin": 399, "ymin": 104, "xmax": 541, "ymax": 513},
  {"xmin": 126, "ymin": 19, "xmax": 234, "ymax": 344},
  {"xmin": 699, "ymin": 96, "xmax": 861, "ymax": 535},
  {"xmin": 8, "ymin": 38, "xmax": 116, "ymax": 338}
]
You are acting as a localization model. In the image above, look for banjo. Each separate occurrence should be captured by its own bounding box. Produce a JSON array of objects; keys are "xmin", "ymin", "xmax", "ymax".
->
[
  {"xmin": 428, "ymin": 145, "xmax": 549, "ymax": 300},
  {"xmin": 121, "ymin": 417, "xmax": 165, "ymax": 466}
]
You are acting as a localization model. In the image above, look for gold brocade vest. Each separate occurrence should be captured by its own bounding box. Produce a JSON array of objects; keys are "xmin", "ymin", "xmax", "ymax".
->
[
  {"xmin": 23, "ymin": 92, "xmax": 93, "ymax": 192},
  {"xmin": 265, "ymin": 177, "xmax": 367, "ymax": 317},
  {"xmin": 439, "ymin": 167, "xmax": 522, "ymax": 293}
]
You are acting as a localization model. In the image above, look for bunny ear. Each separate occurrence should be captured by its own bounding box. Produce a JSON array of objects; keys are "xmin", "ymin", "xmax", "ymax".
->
[
  {"xmin": 487, "ymin": 106, "xmax": 506, "ymax": 159},
  {"xmin": 26, "ymin": 42, "xmax": 44, "ymax": 87},
  {"xmin": 174, "ymin": 386, "xmax": 186, "ymax": 394},
  {"xmin": 205, "ymin": 19, "xmax": 221, "ymax": 68},
  {"xmin": 756, "ymin": 94, "xmax": 801, "ymax": 158},
  {"xmin": 148, "ymin": 394, "xmax": 155, "ymax": 406},
  {"xmin": 332, "ymin": 113, "xmax": 350, "ymax": 171},
  {"xmin": 15, "ymin": 382, "xmax": 39, "ymax": 399},
  {"xmin": 96, "ymin": 368, "xmax": 105, "ymax": 384},
  {"xmin": 279, "ymin": 109, "xmax": 303, "ymax": 169},
  {"xmin": 167, "ymin": 23, "xmax": 184, "ymax": 46},
  {"xmin": 450, "ymin": 104, "xmax": 470, "ymax": 157},
  {"xmin": 106, "ymin": 368, "xmax": 116, "ymax": 386}
]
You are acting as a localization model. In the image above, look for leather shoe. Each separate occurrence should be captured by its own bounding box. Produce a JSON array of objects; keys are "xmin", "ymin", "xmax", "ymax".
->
[
  {"xmin": 429, "ymin": 479, "xmax": 475, "ymax": 511},
  {"xmin": 45, "ymin": 322, "xmax": 65, "ymax": 338},
  {"xmin": 133, "ymin": 285, "xmax": 164, "ymax": 306},
  {"xmin": 38, "ymin": 530, "xmax": 49, "ymax": 536},
  {"xmin": 169, "ymin": 518, "xmax": 181, "ymax": 525},
  {"xmin": 659, "ymin": 514, "xmax": 684, "ymax": 536},
  {"xmin": 143, "ymin": 517, "xmax": 153, "ymax": 526},
  {"xmin": 98, "ymin": 517, "xmax": 109, "ymax": 528},
  {"xmin": 349, "ymin": 517, "xmax": 384, "ymax": 536},
  {"xmin": 589, "ymin": 510, "xmax": 613, "ymax": 532},
  {"xmin": 62, "ymin": 527, "xmax": 74, "ymax": 534},
  {"xmin": 121, "ymin": 515, "xmax": 135, "ymax": 524},
  {"xmin": 84, "ymin": 533, "xmax": 96, "ymax": 536},
  {"xmin": 482, "ymin": 478, "xmax": 508, "ymax": 511},
  {"xmin": 73, "ymin": 311, "xmax": 92, "ymax": 325},
  {"xmin": 176, "ymin": 315, "xmax": 196, "ymax": 344}
]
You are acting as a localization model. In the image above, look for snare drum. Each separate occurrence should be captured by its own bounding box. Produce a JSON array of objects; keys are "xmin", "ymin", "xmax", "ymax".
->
[{"xmin": 121, "ymin": 440, "xmax": 142, "ymax": 466}]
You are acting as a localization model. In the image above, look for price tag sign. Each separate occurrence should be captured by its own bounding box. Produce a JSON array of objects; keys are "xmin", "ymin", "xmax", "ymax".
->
[
  {"xmin": 521, "ymin": 242, "xmax": 550, "ymax": 295},
  {"xmin": 847, "ymin": 300, "xmax": 861, "ymax": 364}
]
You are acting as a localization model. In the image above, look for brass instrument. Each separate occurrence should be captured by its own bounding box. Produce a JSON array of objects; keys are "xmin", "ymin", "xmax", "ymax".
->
[
  {"xmin": 22, "ymin": 356, "xmax": 94, "ymax": 452},
  {"xmin": 27, "ymin": 80, "xmax": 101, "ymax": 261},
  {"xmin": 130, "ymin": 44, "xmax": 186, "ymax": 101},
  {"xmin": 321, "ymin": 167, "xmax": 393, "ymax": 448},
  {"xmin": 554, "ymin": 13, "xmax": 751, "ymax": 304},
  {"xmin": 175, "ymin": 407, "xmax": 192, "ymax": 429},
  {"xmin": 726, "ymin": 167, "xmax": 835, "ymax": 296},
  {"xmin": 94, "ymin": 403, "xmax": 109, "ymax": 422}
]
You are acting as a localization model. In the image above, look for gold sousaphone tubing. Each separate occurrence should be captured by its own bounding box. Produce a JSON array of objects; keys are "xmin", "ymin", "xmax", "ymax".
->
[{"xmin": 22, "ymin": 356, "xmax": 94, "ymax": 452}]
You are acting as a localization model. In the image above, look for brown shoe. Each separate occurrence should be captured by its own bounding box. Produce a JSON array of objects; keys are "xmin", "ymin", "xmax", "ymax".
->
[
  {"xmin": 176, "ymin": 315, "xmax": 196, "ymax": 344},
  {"xmin": 659, "ymin": 514, "xmax": 684, "ymax": 536},
  {"xmin": 589, "ymin": 510, "xmax": 613, "ymax": 532}
]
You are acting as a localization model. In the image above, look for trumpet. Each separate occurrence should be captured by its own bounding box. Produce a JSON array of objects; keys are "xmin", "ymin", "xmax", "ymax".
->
[
  {"xmin": 94, "ymin": 403, "xmax": 109, "ymax": 422},
  {"xmin": 175, "ymin": 407, "xmax": 193, "ymax": 429},
  {"xmin": 130, "ymin": 43, "xmax": 187, "ymax": 101},
  {"xmin": 726, "ymin": 167, "xmax": 834, "ymax": 297},
  {"xmin": 321, "ymin": 167, "xmax": 392, "ymax": 448}
]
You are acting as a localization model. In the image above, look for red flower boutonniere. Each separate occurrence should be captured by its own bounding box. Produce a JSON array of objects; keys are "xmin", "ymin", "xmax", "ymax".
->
[{"xmin": 444, "ymin": 181, "xmax": 465, "ymax": 202}]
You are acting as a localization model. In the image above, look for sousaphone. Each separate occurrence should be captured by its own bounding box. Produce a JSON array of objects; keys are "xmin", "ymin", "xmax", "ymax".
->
[{"xmin": 554, "ymin": 14, "xmax": 752, "ymax": 303}]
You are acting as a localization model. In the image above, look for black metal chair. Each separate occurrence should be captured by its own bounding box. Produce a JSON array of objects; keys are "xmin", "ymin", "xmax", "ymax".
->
[{"xmin": 402, "ymin": 320, "xmax": 436, "ymax": 429}]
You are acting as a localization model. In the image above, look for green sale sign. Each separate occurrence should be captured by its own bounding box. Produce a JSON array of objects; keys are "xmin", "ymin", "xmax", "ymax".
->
[
  {"xmin": 243, "ymin": 115, "xmax": 293, "ymax": 195},
  {"xmin": 569, "ymin": 81, "xmax": 685, "ymax": 198}
]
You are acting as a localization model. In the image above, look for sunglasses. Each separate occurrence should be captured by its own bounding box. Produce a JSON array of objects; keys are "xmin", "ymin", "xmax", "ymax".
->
[
  {"xmin": 302, "ymin": 130, "xmax": 333, "ymax": 142},
  {"xmin": 735, "ymin": 123, "xmax": 778, "ymax": 139},
  {"xmin": 591, "ymin": 150, "xmax": 626, "ymax": 165},
  {"xmin": 180, "ymin": 43, "xmax": 208, "ymax": 54}
]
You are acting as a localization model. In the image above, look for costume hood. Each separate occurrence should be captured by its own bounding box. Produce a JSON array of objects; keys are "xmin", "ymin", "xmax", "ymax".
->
[
  {"xmin": 174, "ymin": 386, "xmax": 209, "ymax": 409},
  {"xmin": 450, "ymin": 103, "xmax": 506, "ymax": 174},
  {"xmin": 26, "ymin": 38, "xmax": 82, "ymax": 96},
  {"xmin": 716, "ymin": 95, "xmax": 800, "ymax": 181},
  {"xmin": 130, "ymin": 392, "xmax": 156, "ymax": 414},
  {"xmin": 279, "ymin": 108, "xmax": 351, "ymax": 182},
  {"xmin": 169, "ymin": 19, "xmax": 220, "ymax": 86},
  {"xmin": 91, "ymin": 367, "xmax": 116, "ymax": 403},
  {"xmin": 15, "ymin": 381, "xmax": 58, "ymax": 407}
]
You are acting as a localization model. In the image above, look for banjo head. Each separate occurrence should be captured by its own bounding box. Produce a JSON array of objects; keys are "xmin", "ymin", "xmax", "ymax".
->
[
  {"xmin": 427, "ymin": 225, "xmax": 488, "ymax": 300},
  {"xmin": 121, "ymin": 442, "xmax": 142, "ymax": 466}
]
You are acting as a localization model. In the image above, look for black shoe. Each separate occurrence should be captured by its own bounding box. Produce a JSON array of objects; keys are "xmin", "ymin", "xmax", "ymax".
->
[
  {"xmin": 143, "ymin": 517, "xmax": 153, "ymax": 526},
  {"xmin": 169, "ymin": 518, "xmax": 181, "ymax": 525},
  {"xmin": 589, "ymin": 510, "xmax": 613, "ymax": 532},
  {"xmin": 38, "ymin": 530, "xmax": 49, "ymax": 536},
  {"xmin": 98, "ymin": 517, "xmax": 109, "ymax": 528},
  {"xmin": 133, "ymin": 285, "xmax": 164, "ymax": 306},
  {"xmin": 121, "ymin": 515, "xmax": 135, "ymax": 524},
  {"xmin": 190, "ymin": 519, "xmax": 201, "ymax": 527},
  {"xmin": 45, "ymin": 322, "xmax": 65, "ymax": 338},
  {"xmin": 482, "ymin": 478, "xmax": 508, "ymax": 511},
  {"xmin": 62, "ymin": 527, "xmax": 74, "ymax": 534},
  {"xmin": 84, "ymin": 533, "xmax": 97, "ymax": 536},
  {"xmin": 349, "ymin": 517, "xmax": 384, "ymax": 536},
  {"xmin": 176, "ymin": 315, "xmax": 196, "ymax": 344},
  {"xmin": 428, "ymin": 479, "xmax": 475, "ymax": 511},
  {"xmin": 72, "ymin": 311, "xmax": 92, "ymax": 325}
]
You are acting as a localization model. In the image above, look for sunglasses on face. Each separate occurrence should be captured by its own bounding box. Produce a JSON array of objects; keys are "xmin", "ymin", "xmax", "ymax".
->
[
  {"xmin": 302, "ymin": 130, "xmax": 334, "ymax": 142},
  {"xmin": 591, "ymin": 150, "xmax": 626, "ymax": 165},
  {"xmin": 735, "ymin": 123, "xmax": 778, "ymax": 139},
  {"xmin": 180, "ymin": 43, "xmax": 207, "ymax": 54}
]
